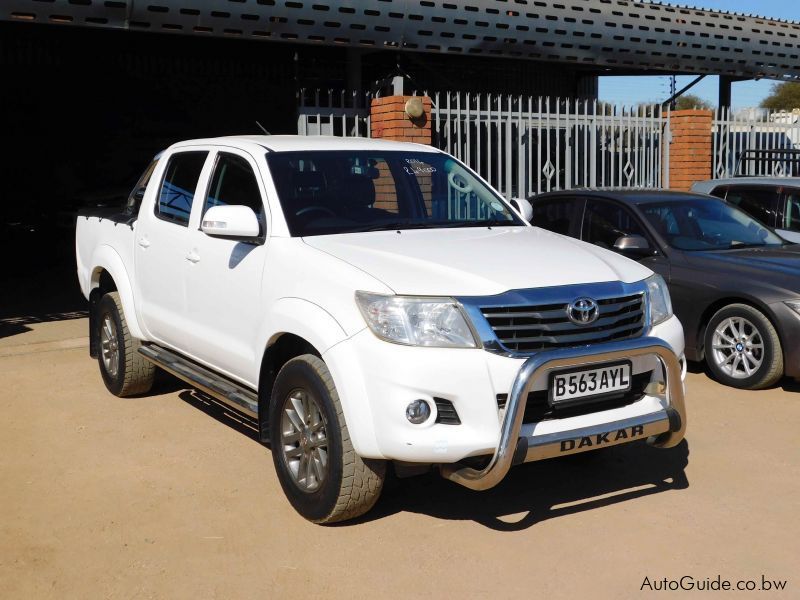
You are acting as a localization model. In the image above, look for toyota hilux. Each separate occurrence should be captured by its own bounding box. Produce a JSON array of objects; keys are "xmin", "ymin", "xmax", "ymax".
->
[{"xmin": 75, "ymin": 135, "xmax": 687, "ymax": 523}]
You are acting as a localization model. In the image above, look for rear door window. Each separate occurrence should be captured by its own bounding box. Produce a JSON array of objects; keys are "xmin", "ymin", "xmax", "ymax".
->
[
  {"xmin": 724, "ymin": 187, "xmax": 781, "ymax": 227},
  {"xmin": 156, "ymin": 151, "xmax": 208, "ymax": 226},
  {"xmin": 530, "ymin": 197, "xmax": 584, "ymax": 237},
  {"xmin": 204, "ymin": 153, "xmax": 265, "ymax": 235}
]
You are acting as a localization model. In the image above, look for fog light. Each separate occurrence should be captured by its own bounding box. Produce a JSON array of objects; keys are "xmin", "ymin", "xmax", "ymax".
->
[{"xmin": 406, "ymin": 400, "xmax": 431, "ymax": 424}]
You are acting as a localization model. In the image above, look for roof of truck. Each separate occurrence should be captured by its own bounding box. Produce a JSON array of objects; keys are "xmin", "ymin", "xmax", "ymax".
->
[{"xmin": 169, "ymin": 135, "xmax": 440, "ymax": 154}]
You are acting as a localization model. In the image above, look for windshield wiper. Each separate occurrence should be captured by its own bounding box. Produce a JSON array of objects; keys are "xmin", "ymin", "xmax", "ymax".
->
[
  {"xmin": 344, "ymin": 221, "xmax": 440, "ymax": 233},
  {"xmin": 425, "ymin": 219, "xmax": 520, "ymax": 229},
  {"xmin": 726, "ymin": 242, "xmax": 769, "ymax": 250}
]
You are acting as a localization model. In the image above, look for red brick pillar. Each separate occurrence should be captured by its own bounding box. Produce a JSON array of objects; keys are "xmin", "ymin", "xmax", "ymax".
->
[
  {"xmin": 370, "ymin": 95, "xmax": 432, "ymax": 145},
  {"xmin": 667, "ymin": 109, "xmax": 713, "ymax": 191}
]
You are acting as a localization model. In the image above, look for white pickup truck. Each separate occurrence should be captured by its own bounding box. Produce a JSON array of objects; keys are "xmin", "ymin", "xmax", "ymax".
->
[{"xmin": 76, "ymin": 135, "xmax": 687, "ymax": 523}]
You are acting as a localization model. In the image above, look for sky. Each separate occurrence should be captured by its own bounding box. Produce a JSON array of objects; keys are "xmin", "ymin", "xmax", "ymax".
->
[{"xmin": 598, "ymin": 0, "xmax": 800, "ymax": 109}]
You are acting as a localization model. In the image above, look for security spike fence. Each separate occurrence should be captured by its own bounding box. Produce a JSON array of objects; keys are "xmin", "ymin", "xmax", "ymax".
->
[
  {"xmin": 429, "ymin": 92, "xmax": 667, "ymax": 199},
  {"xmin": 713, "ymin": 107, "xmax": 800, "ymax": 178},
  {"xmin": 297, "ymin": 88, "xmax": 372, "ymax": 138},
  {"xmin": 297, "ymin": 89, "xmax": 668, "ymax": 199}
]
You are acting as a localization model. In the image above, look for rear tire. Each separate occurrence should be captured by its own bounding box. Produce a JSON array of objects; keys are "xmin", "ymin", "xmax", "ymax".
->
[
  {"xmin": 96, "ymin": 292, "xmax": 155, "ymax": 397},
  {"xmin": 269, "ymin": 354, "xmax": 385, "ymax": 524},
  {"xmin": 704, "ymin": 303, "xmax": 783, "ymax": 390}
]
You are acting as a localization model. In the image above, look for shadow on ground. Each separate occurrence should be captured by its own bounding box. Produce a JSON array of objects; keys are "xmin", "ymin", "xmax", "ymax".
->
[
  {"xmin": 687, "ymin": 357, "xmax": 796, "ymax": 393},
  {"xmin": 170, "ymin": 377, "xmax": 690, "ymax": 531},
  {"xmin": 366, "ymin": 440, "xmax": 689, "ymax": 531}
]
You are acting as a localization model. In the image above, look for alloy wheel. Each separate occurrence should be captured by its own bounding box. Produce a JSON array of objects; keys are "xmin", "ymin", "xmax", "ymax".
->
[
  {"xmin": 279, "ymin": 388, "xmax": 329, "ymax": 493},
  {"xmin": 99, "ymin": 314, "xmax": 120, "ymax": 378},
  {"xmin": 711, "ymin": 316, "xmax": 764, "ymax": 379}
]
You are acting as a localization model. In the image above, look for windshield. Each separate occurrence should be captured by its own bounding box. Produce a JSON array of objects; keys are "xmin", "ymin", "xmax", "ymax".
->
[
  {"xmin": 266, "ymin": 151, "xmax": 524, "ymax": 236},
  {"xmin": 639, "ymin": 198, "xmax": 785, "ymax": 251}
]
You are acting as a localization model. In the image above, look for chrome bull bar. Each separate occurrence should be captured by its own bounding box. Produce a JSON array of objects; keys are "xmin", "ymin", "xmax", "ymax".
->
[{"xmin": 440, "ymin": 337, "xmax": 687, "ymax": 491}]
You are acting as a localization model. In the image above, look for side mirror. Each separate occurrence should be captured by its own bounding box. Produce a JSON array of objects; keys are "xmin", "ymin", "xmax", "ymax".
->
[
  {"xmin": 509, "ymin": 197, "xmax": 533, "ymax": 222},
  {"xmin": 201, "ymin": 205, "xmax": 260, "ymax": 239},
  {"xmin": 614, "ymin": 235, "xmax": 655, "ymax": 258}
]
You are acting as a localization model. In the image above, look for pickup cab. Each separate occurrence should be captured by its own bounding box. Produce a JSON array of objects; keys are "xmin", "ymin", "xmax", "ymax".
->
[{"xmin": 76, "ymin": 135, "xmax": 687, "ymax": 523}]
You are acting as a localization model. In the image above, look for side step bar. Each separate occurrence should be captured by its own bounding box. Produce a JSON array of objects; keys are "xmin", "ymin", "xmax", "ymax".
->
[{"xmin": 138, "ymin": 345, "xmax": 258, "ymax": 418}]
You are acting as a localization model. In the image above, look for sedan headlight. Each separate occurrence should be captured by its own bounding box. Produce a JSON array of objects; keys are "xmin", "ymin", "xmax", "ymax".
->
[
  {"xmin": 646, "ymin": 274, "xmax": 673, "ymax": 326},
  {"xmin": 355, "ymin": 292, "xmax": 478, "ymax": 348}
]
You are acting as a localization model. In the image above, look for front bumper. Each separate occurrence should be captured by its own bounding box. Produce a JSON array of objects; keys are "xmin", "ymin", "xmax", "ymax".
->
[
  {"xmin": 440, "ymin": 336, "xmax": 686, "ymax": 490},
  {"xmin": 323, "ymin": 314, "xmax": 685, "ymax": 471}
]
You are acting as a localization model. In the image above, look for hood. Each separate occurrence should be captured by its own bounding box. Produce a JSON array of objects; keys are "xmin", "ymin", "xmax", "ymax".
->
[
  {"xmin": 684, "ymin": 245, "xmax": 800, "ymax": 289},
  {"xmin": 303, "ymin": 226, "xmax": 652, "ymax": 296}
]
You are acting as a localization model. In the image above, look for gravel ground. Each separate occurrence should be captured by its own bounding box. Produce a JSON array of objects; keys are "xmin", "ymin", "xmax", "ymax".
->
[{"xmin": 1, "ymin": 319, "xmax": 797, "ymax": 599}]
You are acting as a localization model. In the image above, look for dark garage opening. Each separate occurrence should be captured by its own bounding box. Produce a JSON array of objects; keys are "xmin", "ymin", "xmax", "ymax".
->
[{"xmin": 0, "ymin": 22, "xmax": 325, "ymax": 321}]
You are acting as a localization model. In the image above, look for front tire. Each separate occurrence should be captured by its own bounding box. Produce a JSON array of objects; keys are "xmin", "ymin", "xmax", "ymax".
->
[
  {"xmin": 704, "ymin": 303, "xmax": 783, "ymax": 390},
  {"xmin": 269, "ymin": 354, "xmax": 385, "ymax": 524},
  {"xmin": 96, "ymin": 292, "xmax": 155, "ymax": 397}
]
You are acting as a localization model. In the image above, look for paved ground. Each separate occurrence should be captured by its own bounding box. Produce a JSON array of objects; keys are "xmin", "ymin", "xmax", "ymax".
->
[{"xmin": 1, "ymin": 319, "xmax": 798, "ymax": 599}]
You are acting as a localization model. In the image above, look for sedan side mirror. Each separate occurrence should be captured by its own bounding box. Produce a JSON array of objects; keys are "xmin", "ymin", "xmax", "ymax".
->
[
  {"xmin": 201, "ymin": 205, "xmax": 260, "ymax": 239},
  {"xmin": 614, "ymin": 235, "xmax": 655, "ymax": 257},
  {"xmin": 509, "ymin": 197, "xmax": 533, "ymax": 222}
]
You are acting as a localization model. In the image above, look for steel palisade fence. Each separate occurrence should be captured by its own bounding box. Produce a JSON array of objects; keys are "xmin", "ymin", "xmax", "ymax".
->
[
  {"xmin": 429, "ymin": 92, "xmax": 666, "ymax": 199},
  {"xmin": 713, "ymin": 107, "xmax": 800, "ymax": 178},
  {"xmin": 297, "ymin": 89, "xmax": 670, "ymax": 198},
  {"xmin": 297, "ymin": 88, "xmax": 373, "ymax": 138}
]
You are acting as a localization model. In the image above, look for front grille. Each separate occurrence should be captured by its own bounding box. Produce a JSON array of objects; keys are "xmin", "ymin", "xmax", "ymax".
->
[
  {"xmin": 481, "ymin": 293, "xmax": 645, "ymax": 353},
  {"xmin": 497, "ymin": 370, "xmax": 653, "ymax": 424}
]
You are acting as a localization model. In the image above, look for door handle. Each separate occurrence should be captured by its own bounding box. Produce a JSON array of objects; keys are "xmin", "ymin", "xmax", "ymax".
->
[
  {"xmin": 186, "ymin": 250, "xmax": 200, "ymax": 264},
  {"xmin": 138, "ymin": 237, "xmax": 151, "ymax": 249}
]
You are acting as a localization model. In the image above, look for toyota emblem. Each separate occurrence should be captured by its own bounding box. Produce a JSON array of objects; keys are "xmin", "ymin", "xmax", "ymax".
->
[{"xmin": 567, "ymin": 297, "xmax": 599, "ymax": 326}]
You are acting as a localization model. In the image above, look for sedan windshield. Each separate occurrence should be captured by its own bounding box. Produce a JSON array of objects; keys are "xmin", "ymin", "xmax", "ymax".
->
[
  {"xmin": 266, "ymin": 151, "xmax": 523, "ymax": 236},
  {"xmin": 639, "ymin": 198, "xmax": 785, "ymax": 251}
]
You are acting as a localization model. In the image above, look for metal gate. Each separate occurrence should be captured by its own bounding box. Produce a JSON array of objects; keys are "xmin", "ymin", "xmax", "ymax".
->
[
  {"xmin": 713, "ymin": 108, "xmax": 800, "ymax": 178},
  {"xmin": 298, "ymin": 89, "xmax": 668, "ymax": 198},
  {"xmin": 431, "ymin": 92, "xmax": 667, "ymax": 200}
]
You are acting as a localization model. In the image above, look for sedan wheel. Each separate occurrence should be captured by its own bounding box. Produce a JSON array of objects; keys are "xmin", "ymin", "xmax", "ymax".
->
[
  {"xmin": 710, "ymin": 316, "xmax": 764, "ymax": 379},
  {"xmin": 704, "ymin": 303, "xmax": 783, "ymax": 390}
]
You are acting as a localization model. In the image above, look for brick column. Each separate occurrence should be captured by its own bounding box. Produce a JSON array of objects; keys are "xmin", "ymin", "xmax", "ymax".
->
[
  {"xmin": 370, "ymin": 95, "xmax": 432, "ymax": 145},
  {"xmin": 667, "ymin": 109, "xmax": 713, "ymax": 191}
]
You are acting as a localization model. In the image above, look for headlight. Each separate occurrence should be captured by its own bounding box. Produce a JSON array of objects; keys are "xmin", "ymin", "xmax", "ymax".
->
[
  {"xmin": 646, "ymin": 274, "xmax": 673, "ymax": 326},
  {"xmin": 355, "ymin": 292, "xmax": 478, "ymax": 348},
  {"xmin": 785, "ymin": 300, "xmax": 800, "ymax": 316}
]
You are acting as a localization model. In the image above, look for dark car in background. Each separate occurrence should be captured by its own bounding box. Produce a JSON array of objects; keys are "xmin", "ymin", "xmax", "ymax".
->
[
  {"xmin": 529, "ymin": 190, "xmax": 800, "ymax": 389},
  {"xmin": 691, "ymin": 177, "xmax": 800, "ymax": 244}
]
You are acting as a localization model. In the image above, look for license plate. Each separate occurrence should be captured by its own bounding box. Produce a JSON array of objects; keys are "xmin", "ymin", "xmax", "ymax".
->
[{"xmin": 550, "ymin": 361, "xmax": 632, "ymax": 405}]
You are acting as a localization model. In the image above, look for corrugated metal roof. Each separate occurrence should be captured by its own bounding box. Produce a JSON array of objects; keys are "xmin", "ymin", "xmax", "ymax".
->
[{"xmin": 2, "ymin": 0, "xmax": 799, "ymax": 81}]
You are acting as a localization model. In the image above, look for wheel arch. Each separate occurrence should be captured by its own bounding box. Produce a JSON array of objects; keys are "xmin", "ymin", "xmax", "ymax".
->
[
  {"xmin": 256, "ymin": 298, "xmax": 349, "ymax": 443},
  {"xmin": 87, "ymin": 245, "xmax": 145, "ymax": 341}
]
